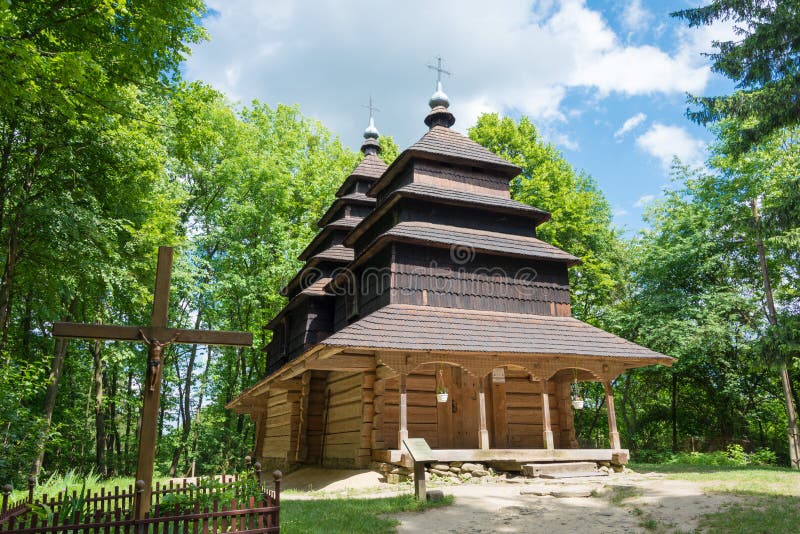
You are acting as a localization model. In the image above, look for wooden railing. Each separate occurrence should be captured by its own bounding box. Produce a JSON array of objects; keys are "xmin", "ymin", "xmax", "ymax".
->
[{"xmin": 1, "ymin": 463, "xmax": 281, "ymax": 533}]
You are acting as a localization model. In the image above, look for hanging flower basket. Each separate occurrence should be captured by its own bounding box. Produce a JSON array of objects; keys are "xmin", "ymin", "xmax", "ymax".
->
[
  {"xmin": 570, "ymin": 366, "xmax": 583, "ymax": 409},
  {"xmin": 436, "ymin": 366, "xmax": 448, "ymax": 402}
]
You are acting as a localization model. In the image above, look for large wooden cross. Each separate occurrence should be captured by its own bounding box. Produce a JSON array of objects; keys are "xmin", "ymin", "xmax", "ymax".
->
[{"xmin": 53, "ymin": 247, "xmax": 253, "ymax": 518}]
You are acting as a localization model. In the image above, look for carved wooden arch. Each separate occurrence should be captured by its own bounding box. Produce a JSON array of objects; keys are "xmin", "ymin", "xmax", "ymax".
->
[
  {"xmin": 377, "ymin": 352, "xmax": 542, "ymax": 380},
  {"xmin": 545, "ymin": 366, "xmax": 603, "ymax": 382}
]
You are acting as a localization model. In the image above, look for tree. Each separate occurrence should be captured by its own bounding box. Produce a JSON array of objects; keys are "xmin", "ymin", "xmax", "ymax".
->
[
  {"xmin": 709, "ymin": 124, "xmax": 800, "ymax": 467},
  {"xmin": 672, "ymin": 1, "xmax": 800, "ymax": 154},
  {"xmin": 469, "ymin": 114, "xmax": 624, "ymax": 322},
  {"xmin": 0, "ymin": 1, "xmax": 205, "ymax": 480}
]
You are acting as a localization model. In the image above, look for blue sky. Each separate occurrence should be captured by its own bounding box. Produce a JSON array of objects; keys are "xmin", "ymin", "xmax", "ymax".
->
[{"xmin": 184, "ymin": 0, "xmax": 735, "ymax": 233}]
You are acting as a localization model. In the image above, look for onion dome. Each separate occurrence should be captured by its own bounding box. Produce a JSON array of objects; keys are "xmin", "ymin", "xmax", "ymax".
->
[
  {"xmin": 425, "ymin": 57, "xmax": 455, "ymax": 129},
  {"xmin": 361, "ymin": 97, "xmax": 382, "ymax": 156}
]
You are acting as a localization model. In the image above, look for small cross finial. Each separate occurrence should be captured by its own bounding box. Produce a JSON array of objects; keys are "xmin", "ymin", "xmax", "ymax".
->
[
  {"xmin": 362, "ymin": 95, "xmax": 380, "ymax": 120},
  {"xmin": 361, "ymin": 95, "xmax": 380, "ymax": 144},
  {"xmin": 427, "ymin": 56, "xmax": 451, "ymax": 85}
]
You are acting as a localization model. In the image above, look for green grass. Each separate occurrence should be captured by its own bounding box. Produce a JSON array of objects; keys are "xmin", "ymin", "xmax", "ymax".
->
[
  {"xmin": 630, "ymin": 462, "xmax": 800, "ymax": 496},
  {"xmin": 281, "ymin": 494, "xmax": 453, "ymax": 534},
  {"xmin": 699, "ymin": 497, "xmax": 800, "ymax": 534},
  {"xmin": 631, "ymin": 462, "xmax": 800, "ymax": 534},
  {"xmin": 609, "ymin": 485, "xmax": 641, "ymax": 505},
  {"xmin": 9, "ymin": 471, "xmax": 177, "ymax": 502}
]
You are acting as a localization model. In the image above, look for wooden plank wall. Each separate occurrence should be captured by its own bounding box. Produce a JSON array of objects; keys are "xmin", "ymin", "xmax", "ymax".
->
[
  {"xmin": 556, "ymin": 379, "xmax": 578, "ymax": 448},
  {"xmin": 259, "ymin": 388, "xmax": 301, "ymax": 461},
  {"xmin": 358, "ymin": 371, "xmax": 376, "ymax": 467},
  {"xmin": 321, "ymin": 371, "xmax": 363, "ymax": 466},
  {"xmin": 379, "ymin": 367, "xmax": 440, "ymax": 449},
  {"xmin": 373, "ymin": 366, "xmax": 574, "ymax": 451},
  {"xmin": 391, "ymin": 246, "xmax": 572, "ymax": 317},
  {"xmin": 304, "ymin": 372, "xmax": 328, "ymax": 464},
  {"xmin": 501, "ymin": 369, "xmax": 558, "ymax": 448}
]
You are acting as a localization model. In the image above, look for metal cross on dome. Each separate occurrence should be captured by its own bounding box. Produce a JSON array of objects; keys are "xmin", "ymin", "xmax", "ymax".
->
[
  {"xmin": 427, "ymin": 55, "xmax": 451, "ymax": 83},
  {"xmin": 362, "ymin": 95, "xmax": 380, "ymax": 119}
]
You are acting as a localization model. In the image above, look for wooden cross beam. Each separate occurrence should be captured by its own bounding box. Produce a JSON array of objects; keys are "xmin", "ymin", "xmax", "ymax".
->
[{"xmin": 53, "ymin": 246, "xmax": 252, "ymax": 518}]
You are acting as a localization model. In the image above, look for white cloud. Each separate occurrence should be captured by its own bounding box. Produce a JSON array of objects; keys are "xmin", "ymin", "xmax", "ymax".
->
[
  {"xmin": 621, "ymin": 0, "xmax": 652, "ymax": 33},
  {"xmin": 185, "ymin": 0, "xmax": 717, "ymax": 147},
  {"xmin": 636, "ymin": 123, "xmax": 706, "ymax": 169},
  {"xmin": 614, "ymin": 112, "xmax": 647, "ymax": 138},
  {"xmin": 613, "ymin": 207, "xmax": 629, "ymax": 217},
  {"xmin": 634, "ymin": 194, "xmax": 655, "ymax": 208}
]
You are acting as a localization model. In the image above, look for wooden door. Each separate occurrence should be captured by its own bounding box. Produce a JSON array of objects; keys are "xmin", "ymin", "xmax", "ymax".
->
[{"xmin": 448, "ymin": 367, "xmax": 486, "ymax": 448}]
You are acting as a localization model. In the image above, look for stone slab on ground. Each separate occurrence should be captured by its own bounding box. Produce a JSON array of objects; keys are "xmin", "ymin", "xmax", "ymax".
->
[
  {"xmin": 520, "ymin": 485, "xmax": 596, "ymax": 498},
  {"xmin": 522, "ymin": 461, "xmax": 598, "ymax": 478},
  {"xmin": 540, "ymin": 471, "xmax": 609, "ymax": 479}
]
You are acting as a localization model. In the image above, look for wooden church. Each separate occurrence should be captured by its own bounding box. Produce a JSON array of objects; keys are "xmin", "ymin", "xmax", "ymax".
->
[{"xmin": 227, "ymin": 78, "xmax": 673, "ymax": 470}]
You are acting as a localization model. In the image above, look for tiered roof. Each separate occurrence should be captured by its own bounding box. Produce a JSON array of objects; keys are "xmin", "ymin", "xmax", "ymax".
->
[
  {"xmin": 257, "ymin": 78, "xmax": 671, "ymax": 381},
  {"xmin": 280, "ymin": 133, "xmax": 387, "ymax": 298},
  {"xmin": 321, "ymin": 304, "xmax": 671, "ymax": 361}
]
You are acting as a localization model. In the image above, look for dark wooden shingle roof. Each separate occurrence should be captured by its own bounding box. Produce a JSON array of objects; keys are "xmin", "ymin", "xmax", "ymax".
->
[
  {"xmin": 350, "ymin": 154, "xmax": 387, "ymax": 179},
  {"xmin": 370, "ymin": 221, "xmax": 581, "ymax": 265},
  {"xmin": 368, "ymin": 126, "xmax": 521, "ymax": 197},
  {"xmin": 395, "ymin": 183, "xmax": 550, "ymax": 220},
  {"xmin": 321, "ymin": 304, "xmax": 671, "ymax": 361},
  {"xmin": 409, "ymin": 126, "xmax": 521, "ymax": 173},
  {"xmin": 298, "ymin": 217, "xmax": 362, "ymax": 261},
  {"xmin": 317, "ymin": 193, "xmax": 376, "ymax": 227},
  {"xmin": 312, "ymin": 244, "xmax": 354, "ymax": 263}
]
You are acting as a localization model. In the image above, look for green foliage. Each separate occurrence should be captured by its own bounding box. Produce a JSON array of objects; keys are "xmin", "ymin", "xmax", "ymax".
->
[
  {"xmin": 158, "ymin": 476, "xmax": 264, "ymax": 515},
  {"xmin": 672, "ymin": 1, "xmax": 800, "ymax": 153},
  {"xmin": 281, "ymin": 494, "xmax": 453, "ymax": 534},
  {"xmin": 469, "ymin": 114, "xmax": 623, "ymax": 321},
  {"xmin": 636, "ymin": 444, "xmax": 777, "ymax": 467},
  {"xmin": 30, "ymin": 479, "xmax": 91, "ymax": 524}
]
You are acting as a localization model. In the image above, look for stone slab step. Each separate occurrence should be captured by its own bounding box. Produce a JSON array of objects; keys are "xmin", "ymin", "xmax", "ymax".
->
[
  {"xmin": 520, "ymin": 485, "xmax": 595, "ymax": 498},
  {"xmin": 539, "ymin": 471, "xmax": 608, "ymax": 479},
  {"xmin": 522, "ymin": 461, "xmax": 597, "ymax": 478}
]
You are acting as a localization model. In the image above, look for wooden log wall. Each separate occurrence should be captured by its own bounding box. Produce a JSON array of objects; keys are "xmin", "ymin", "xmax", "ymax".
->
[
  {"xmin": 373, "ymin": 366, "xmax": 575, "ymax": 450},
  {"xmin": 259, "ymin": 387, "xmax": 301, "ymax": 463},
  {"xmin": 303, "ymin": 372, "xmax": 328, "ymax": 464},
  {"xmin": 320, "ymin": 371, "xmax": 363, "ymax": 467}
]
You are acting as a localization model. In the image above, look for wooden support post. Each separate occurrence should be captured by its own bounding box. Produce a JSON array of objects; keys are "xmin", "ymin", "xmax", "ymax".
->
[
  {"xmin": 135, "ymin": 342, "xmax": 163, "ymax": 517},
  {"xmin": 413, "ymin": 461, "xmax": 426, "ymax": 499},
  {"xmin": 604, "ymin": 381, "xmax": 621, "ymax": 450},
  {"xmin": 478, "ymin": 378, "xmax": 489, "ymax": 450},
  {"xmin": 541, "ymin": 379, "xmax": 554, "ymax": 450},
  {"xmin": 398, "ymin": 374, "xmax": 408, "ymax": 445}
]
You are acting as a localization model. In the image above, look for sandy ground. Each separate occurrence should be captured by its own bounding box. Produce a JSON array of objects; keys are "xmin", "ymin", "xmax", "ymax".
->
[{"xmin": 278, "ymin": 468, "xmax": 741, "ymax": 533}]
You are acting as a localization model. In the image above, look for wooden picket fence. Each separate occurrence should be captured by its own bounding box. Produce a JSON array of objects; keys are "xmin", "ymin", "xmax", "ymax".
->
[{"xmin": 0, "ymin": 463, "xmax": 281, "ymax": 533}]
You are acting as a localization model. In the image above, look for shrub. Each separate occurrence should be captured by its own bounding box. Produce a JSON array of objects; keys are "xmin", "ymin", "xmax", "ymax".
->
[{"xmin": 749, "ymin": 448, "xmax": 777, "ymax": 466}]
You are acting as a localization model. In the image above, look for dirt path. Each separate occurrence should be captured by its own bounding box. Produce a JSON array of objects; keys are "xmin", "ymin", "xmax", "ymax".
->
[
  {"xmin": 395, "ymin": 473, "xmax": 741, "ymax": 533},
  {"xmin": 277, "ymin": 467, "xmax": 741, "ymax": 532}
]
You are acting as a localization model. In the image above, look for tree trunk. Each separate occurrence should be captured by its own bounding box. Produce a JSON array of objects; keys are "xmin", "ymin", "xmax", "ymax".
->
[
  {"xmin": 32, "ymin": 302, "xmax": 76, "ymax": 476},
  {"xmin": 107, "ymin": 368, "xmax": 119, "ymax": 475},
  {"xmin": 124, "ymin": 371, "xmax": 133, "ymax": 473},
  {"xmin": 672, "ymin": 371, "xmax": 678, "ymax": 452},
  {"xmin": 92, "ymin": 339, "xmax": 107, "ymax": 475},
  {"xmin": 752, "ymin": 199, "xmax": 800, "ymax": 468},
  {"xmin": 0, "ymin": 221, "xmax": 19, "ymax": 351},
  {"xmin": 189, "ymin": 346, "xmax": 212, "ymax": 476}
]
